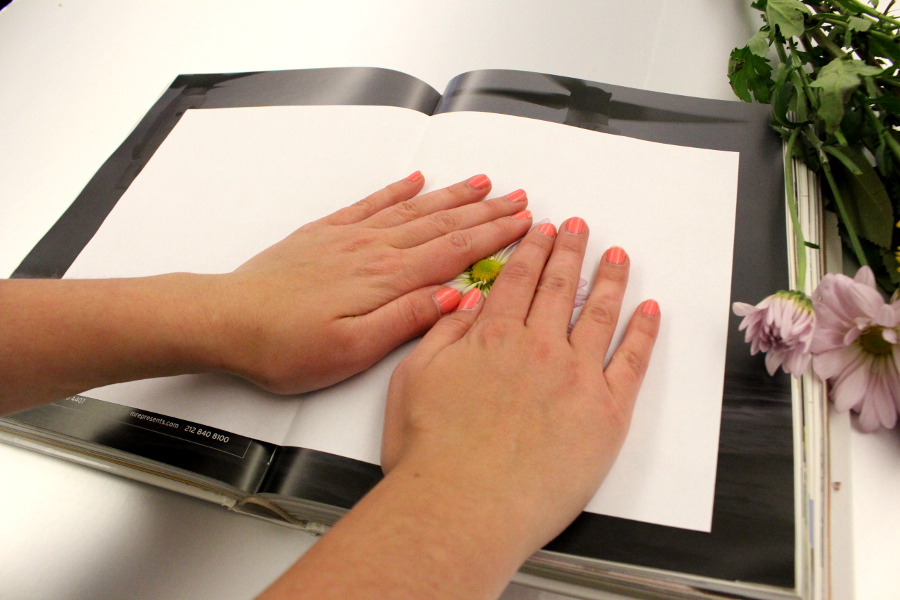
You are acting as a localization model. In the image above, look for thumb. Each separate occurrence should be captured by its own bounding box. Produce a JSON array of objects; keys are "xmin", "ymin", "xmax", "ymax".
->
[
  {"xmin": 354, "ymin": 286, "xmax": 463, "ymax": 359},
  {"xmin": 411, "ymin": 288, "xmax": 484, "ymax": 362}
]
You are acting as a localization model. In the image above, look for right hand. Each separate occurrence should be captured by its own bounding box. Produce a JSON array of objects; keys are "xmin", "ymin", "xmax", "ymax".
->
[{"xmin": 382, "ymin": 218, "xmax": 661, "ymax": 553}]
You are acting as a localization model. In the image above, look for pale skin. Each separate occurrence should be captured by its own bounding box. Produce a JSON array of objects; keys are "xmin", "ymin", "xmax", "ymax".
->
[{"xmin": 0, "ymin": 173, "xmax": 659, "ymax": 600}]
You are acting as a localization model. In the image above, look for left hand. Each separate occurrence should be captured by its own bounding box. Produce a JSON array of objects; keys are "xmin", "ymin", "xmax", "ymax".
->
[{"xmin": 211, "ymin": 172, "xmax": 533, "ymax": 394}]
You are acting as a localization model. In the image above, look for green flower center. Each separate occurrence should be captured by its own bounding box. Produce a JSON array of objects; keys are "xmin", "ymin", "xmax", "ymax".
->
[
  {"xmin": 860, "ymin": 326, "xmax": 893, "ymax": 356},
  {"xmin": 471, "ymin": 259, "xmax": 503, "ymax": 284}
]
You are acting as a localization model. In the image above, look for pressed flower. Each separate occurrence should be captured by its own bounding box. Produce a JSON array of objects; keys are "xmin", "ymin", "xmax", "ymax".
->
[
  {"xmin": 446, "ymin": 219, "xmax": 592, "ymax": 323},
  {"xmin": 732, "ymin": 290, "xmax": 815, "ymax": 377},
  {"xmin": 446, "ymin": 242, "xmax": 519, "ymax": 295},
  {"xmin": 446, "ymin": 219, "xmax": 547, "ymax": 296},
  {"xmin": 810, "ymin": 266, "xmax": 900, "ymax": 432}
]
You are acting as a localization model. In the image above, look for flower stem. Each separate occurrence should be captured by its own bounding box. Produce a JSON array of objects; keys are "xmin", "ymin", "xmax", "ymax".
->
[
  {"xmin": 810, "ymin": 27, "xmax": 847, "ymax": 59},
  {"xmin": 785, "ymin": 128, "xmax": 809, "ymax": 291},
  {"xmin": 840, "ymin": 0, "xmax": 900, "ymax": 28},
  {"xmin": 821, "ymin": 153, "xmax": 869, "ymax": 267},
  {"xmin": 860, "ymin": 98, "xmax": 900, "ymax": 164}
]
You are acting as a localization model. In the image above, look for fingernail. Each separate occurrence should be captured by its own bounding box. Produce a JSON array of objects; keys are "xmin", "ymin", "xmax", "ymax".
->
[
  {"xmin": 505, "ymin": 189, "xmax": 527, "ymax": 203},
  {"xmin": 457, "ymin": 288, "xmax": 482, "ymax": 311},
  {"xmin": 433, "ymin": 287, "xmax": 461, "ymax": 314},
  {"xmin": 406, "ymin": 170, "xmax": 423, "ymax": 182},
  {"xmin": 468, "ymin": 174, "xmax": 490, "ymax": 189},
  {"xmin": 642, "ymin": 299, "xmax": 660, "ymax": 317},
  {"xmin": 537, "ymin": 222, "xmax": 556, "ymax": 237},
  {"xmin": 512, "ymin": 210, "xmax": 532, "ymax": 220},
  {"xmin": 606, "ymin": 246, "xmax": 626, "ymax": 265},
  {"xmin": 565, "ymin": 217, "xmax": 586, "ymax": 234}
]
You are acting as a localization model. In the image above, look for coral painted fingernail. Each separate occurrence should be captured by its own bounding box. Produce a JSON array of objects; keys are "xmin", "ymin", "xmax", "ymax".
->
[
  {"xmin": 537, "ymin": 222, "xmax": 556, "ymax": 237},
  {"xmin": 457, "ymin": 288, "xmax": 482, "ymax": 311},
  {"xmin": 512, "ymin": 210, "xmax": 532, "ymax": 220},
  {"xmin": 506, "ymin": 189, "xmax": 527, "ymax": 203},
  {"xmin": 606, "ymin": 246, "xmax": 626, "ymax": 265},
  {"xmin": 642, "ymin": 299, "xmax": 660, "ymax": 317},
  {"xmin": 565, "ymin": 217, "xmax": 586, "ymax": 234},
  {"xmin": 468, "ymin": 174, "xmax": 490, "ymax": 189},
  {"xmin": 433, "ymin": 287, "xmax": 461, "ymax": 315},
  {"xmin": 406, "ymin": 170, "xmax": 423, "ymax": 182}
]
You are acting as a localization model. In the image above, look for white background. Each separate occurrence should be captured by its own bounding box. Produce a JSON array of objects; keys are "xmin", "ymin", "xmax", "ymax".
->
[{"xmin": 1, "ymin": 1, "xmax": 898, "ymax": 599}]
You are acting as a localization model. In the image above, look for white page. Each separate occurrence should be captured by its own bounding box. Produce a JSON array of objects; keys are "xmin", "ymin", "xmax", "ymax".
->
[
  {"xmin": 401, "ymin": 111, "xmax": 739, "ymax": 532},
  {"xmin": 282, "ymin": 111, "xmax": 739, "ymax": 532},
  {"xmin": 67, "ymin": 104, "xmax": 738, "ymax": 532},
  {"xmin": 66, "ymin": 105, "xmax": 429, "ymax": 445}
]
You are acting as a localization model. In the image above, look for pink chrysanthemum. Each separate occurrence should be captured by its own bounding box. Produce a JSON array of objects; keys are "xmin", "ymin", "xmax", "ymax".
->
[
  {"xmin": 732, "ymin": 290, "xmax": 815, "ymax": 377},
  {"xmin": 810, "ymin": 266, "xmax": 900, "ymax": 432}
]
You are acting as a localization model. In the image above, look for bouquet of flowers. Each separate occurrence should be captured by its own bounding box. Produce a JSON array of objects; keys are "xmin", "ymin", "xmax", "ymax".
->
[{"xmin": 728, "ymin": 0, "xmax": 900, "ymax": 430}]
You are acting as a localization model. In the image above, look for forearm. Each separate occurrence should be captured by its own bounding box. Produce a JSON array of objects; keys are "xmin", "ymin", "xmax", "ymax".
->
[
  {"xmin": 259, "ymin": 460, "xmax": 540, "ymax": 600},
  {"xmin": 0, "ymin": 275, "xmax": 229, "ymax": 415}
]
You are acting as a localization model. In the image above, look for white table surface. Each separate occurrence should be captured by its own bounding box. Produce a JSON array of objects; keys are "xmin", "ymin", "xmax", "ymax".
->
[{"xmin": 0, "ymin": 1, "xmax": 898, "ymax": 599}]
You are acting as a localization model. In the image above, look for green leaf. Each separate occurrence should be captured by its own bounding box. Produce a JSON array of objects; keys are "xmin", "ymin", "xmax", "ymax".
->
[
  {"xmin": 867, "ymin": 34, "xmax": 900, "ymax": 63},
  {"xmin": 829, "ymin": 146, "xmax": 895, "ymax": 248},
  {"xmin": 728, "ymin": 46, "xmax": 774, "ymax": 102},
  {"xmin": 847, "ymin": 16, "xmax": 872, "ymax": 32},
  {"xmin": 748, "ymin": 29, "xmax": 771, "ymax": 56},
  {"xmin": 773, "ymin": 79, "xmax": 796, "ymax": 123},
  {"xmin": 871, "ymin": 94, "xmax": 900, "ymax": 113},
  {"xmin": 881, "ymin": 247, "xmax": 900, "ymax": 286},
  {"xmin": 825, "ymin": 145, "xmax": 864, "ymax": 174},
  {"xmin": 805, "ymin": 241, "xmax": 822, "ymax": 249},
  {"xmin": 809, "ymin": 58, "xmax": 883, "ymax": 132},
  {"xmin": 766, "ymin": 0, "xmax": 811, "ymax": 38}
]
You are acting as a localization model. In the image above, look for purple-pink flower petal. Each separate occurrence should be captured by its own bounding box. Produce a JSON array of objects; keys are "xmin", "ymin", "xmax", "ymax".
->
[{"xmin": 810, "ymin": 267, "xmax": 900, "ymax": 431}]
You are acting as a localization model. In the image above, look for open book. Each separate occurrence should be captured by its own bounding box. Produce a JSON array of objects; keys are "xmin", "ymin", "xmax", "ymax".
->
[{"xmin": 2, "ymin": 67, "xmax": 814, "ymax": 599}]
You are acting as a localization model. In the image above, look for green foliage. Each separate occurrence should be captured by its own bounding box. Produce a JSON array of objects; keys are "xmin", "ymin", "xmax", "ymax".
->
[
  {"xmin": 809, "ymin": 59, "xmax": 882, "ymax": 132},
  {"xmin": 734, "ymin": 0, "xmax": 900, "ymax": 294},
  {"xmin": 729, "ymin": 47, "xmax": 774, "ymax": 102},
  {"xmin": 830, "ymin": 146, "xmax": 894, "ymax": 248},
  {"xmin": 767, "ymin": 0, "xmax": 812, "ymax": 37}
]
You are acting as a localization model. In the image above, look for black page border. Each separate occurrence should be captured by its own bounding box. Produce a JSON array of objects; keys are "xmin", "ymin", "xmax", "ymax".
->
[{"xmin": 5, "ymin": 67, "xmax": 794, "ymax": 588}]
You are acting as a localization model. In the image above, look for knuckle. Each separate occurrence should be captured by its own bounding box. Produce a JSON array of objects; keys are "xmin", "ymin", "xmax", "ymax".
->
[
  {"xmin": 499, "ymin": 260, "xmax": 533, "ymax": 284},
  {"xmin": 617, "ymin": 347, "xmax": 646, "ymax": 378},
  {"xmin": 471, "ymin": 319, "xmax": 512, "ymax": 347},
  {"xmin": 395, "ymin": 296, "xmax": 432, "ymax": 331},
  {"xmin": 428, "ymin": 210, "xmax": 461, "ymax": 233},
  {"xmin": 444, "ymin": 230, "xmax": 475, "ymax": 254},
  {"xmin": 352, "ymin": 196, "xmax": 379, "ymax": 214},
  {"xmin": 395, "ymin": 199, "xmax": 423, "ymax": 220},
  {"xmin": 537, "ymin": 273, "xmax": 572, "ymax": 296},
  {"xmin": 580, "ymin": 299, "xmax": 618, "ymax": 327}
]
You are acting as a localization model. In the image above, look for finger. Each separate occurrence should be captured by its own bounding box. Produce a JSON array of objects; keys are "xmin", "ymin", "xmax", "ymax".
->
[
  {"xmin": 404, "ymin": 210, "xmax": 534, "ymax": 287},
  {"xmin": 477, "ymin": 221, "xmax": 557, "ymax": 323},
  {"xmin": 526, "ymin": 217, "xmax": 589, "ymax": 333},
  {"xmin": 389, "ymin": 189, "xmax": 529, "ymax": 249},
  {"xmin": 569, "ymin": 246, "xmax": 629, "ymax": 354},
  {"xmin": 604, "ymin": 300, "xmax": 661, "ymax": 406},
  {"xmin": 410, "ymin": 289, "xmax": 484, "ymax": 362},
  {"xmin": 362, "ymin": 174, "xmax": 493, "ymax": 229},
  {"xmin": 350, "ymin": 285, "xmax": 463, "ymax": 361},
  {"xmin": 319, "ymin": 171, "xmax": 426, "ymax": 226}
]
